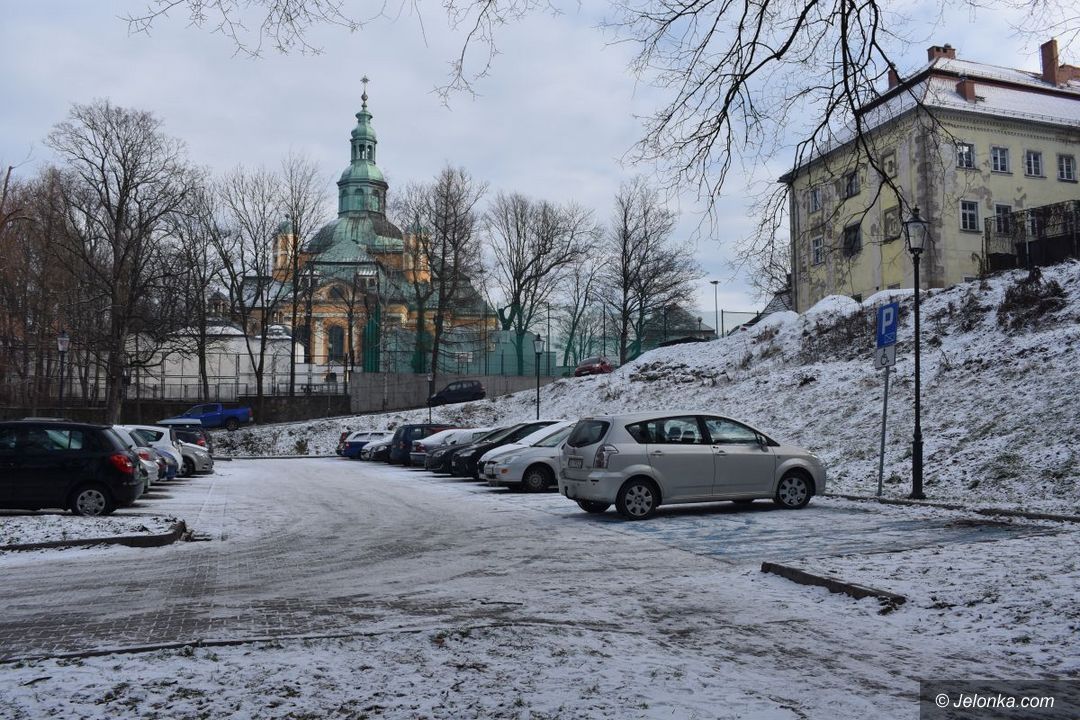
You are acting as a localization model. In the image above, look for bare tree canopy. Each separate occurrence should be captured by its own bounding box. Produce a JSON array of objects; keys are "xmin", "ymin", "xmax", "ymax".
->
[
  {"xmin": 602, "ymin": 177, "xmax": 701, "ymax": 363},
  {"xmin": 485, "ymin": 192, "xmax": 597, "ymax": 373},
  {"xmin": 122, "ymin": 0, "xmax": 1078, "ymax": 192},
  {"xmin": 46, "ymin": 100, "xmax": 197, "ymax": 421},
  {"xmin": 390, "ymin": 165, "xmax": 486, "ymax": 392}
]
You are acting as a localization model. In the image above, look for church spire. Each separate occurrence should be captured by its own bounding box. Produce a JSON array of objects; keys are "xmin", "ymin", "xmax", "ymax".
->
[{"xmin": 337, "ymin": 78, "xmax": 388, "ymax": 216}]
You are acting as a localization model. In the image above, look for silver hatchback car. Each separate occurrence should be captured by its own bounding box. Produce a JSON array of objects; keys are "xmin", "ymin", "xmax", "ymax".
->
[{"xmin": 558, "ymin": 411, "xmax": 825, "ymax": 520}]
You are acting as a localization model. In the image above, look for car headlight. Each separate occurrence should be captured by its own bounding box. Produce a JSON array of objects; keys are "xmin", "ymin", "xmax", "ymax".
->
[
  {"xmin": 459, "ymin": 450, "xmax": 475, "ymax": 458},
  {"xmin": 500, "ymin": 455, "xmax": 519, "ymax": 464}
]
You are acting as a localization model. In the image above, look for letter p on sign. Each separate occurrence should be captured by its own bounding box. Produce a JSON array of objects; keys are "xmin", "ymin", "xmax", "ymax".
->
[{"xmin": 876, "ymin": 302, "xmax": 899, "ymax": 348}]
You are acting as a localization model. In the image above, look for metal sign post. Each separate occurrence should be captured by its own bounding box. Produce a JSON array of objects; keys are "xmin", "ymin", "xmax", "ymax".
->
[{"xmin": 875, "ymin": 303, "xmax": 899, "ymax": 496}]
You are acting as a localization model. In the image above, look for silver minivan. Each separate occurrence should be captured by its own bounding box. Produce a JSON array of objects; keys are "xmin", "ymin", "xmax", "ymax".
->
[{"xmin": 558, "ymin": 411, "xmax": 826, "ymax": 520}]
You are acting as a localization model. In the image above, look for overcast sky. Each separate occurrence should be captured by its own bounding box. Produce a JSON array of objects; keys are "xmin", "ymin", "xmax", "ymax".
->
[{"xmin": 0, "ymin": 0, "xmax": 1045, "ymax": 322}]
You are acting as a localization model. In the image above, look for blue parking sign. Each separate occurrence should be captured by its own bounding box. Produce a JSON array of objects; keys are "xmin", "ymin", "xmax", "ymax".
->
[{"xmin": 876, "ymin": 302, "xmax": 899, "ymax": 348}]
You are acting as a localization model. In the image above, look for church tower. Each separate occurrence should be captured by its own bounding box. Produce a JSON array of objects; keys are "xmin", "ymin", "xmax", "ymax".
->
[{"xmin": 337, "ymin": 78, "xmax": 389, "ymax": 216}]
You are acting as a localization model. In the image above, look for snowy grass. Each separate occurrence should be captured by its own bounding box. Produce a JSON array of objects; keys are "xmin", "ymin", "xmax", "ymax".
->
[
  {"xmin": 0, "ymin": 514, "xmax": 178, "ymax": 548},
  {"xmin": 215, "ymin": 263, "xmax": 1080, "ymax": 514}
]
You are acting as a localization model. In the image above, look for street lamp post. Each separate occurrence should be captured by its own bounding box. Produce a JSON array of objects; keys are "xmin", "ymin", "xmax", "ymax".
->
[
  {"xmin": 57, "ymin": 330, "xmax": 70, "ymax": 416},
  {"xmin": 533, "ymin": 333, "xmax": 545, "ymax": 420},
  {"xmin": 904, "ymin": 207, "xmax": 929, "ymax": 500},
  {"xmin": 710, "ymin": 280, "xmax": 720, "ymax": 339}
]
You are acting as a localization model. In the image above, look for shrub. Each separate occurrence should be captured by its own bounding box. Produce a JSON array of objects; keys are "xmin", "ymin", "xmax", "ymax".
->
[{"xmin": 996, "ymin": 268, "xmax": 1067, "ymax": 331}]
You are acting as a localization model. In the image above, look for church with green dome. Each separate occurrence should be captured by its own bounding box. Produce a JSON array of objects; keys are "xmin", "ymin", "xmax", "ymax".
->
[{"xmin": 269, "ymin": 85, "xmax": 492, "ymax": 375}]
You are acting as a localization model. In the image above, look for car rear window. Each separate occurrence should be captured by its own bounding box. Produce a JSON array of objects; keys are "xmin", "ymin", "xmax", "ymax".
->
[
  {"xmin": 566, "ymin": 420, "xmax": 610, "ymax": 448},
  {"xmin": 133, "ymin": 429, "xmax": 164, "ymax": 444}
]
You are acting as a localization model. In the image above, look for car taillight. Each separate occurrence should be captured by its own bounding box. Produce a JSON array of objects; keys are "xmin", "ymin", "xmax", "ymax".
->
[
  {"xmin": 593, "ymin": 444, "xmax": 618, "ymax": 469},
  {"xmin": 109, "ymin": 453, "xmax": 135, "ymax": 475},
  {"xmin": 137, "ymin": 449, "xmax": 153, "ymax": 461},
  {"xmin": 197, "ymin": 438, "xmax": 207, "ymax": 447}
]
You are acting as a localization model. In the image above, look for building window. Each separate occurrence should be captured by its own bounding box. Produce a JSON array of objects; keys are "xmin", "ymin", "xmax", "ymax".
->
[
  {"xmin": 956, "ymin": 143, "xmax": 975, "ymax": 169},
  {"xmin": 842, "ymin": 172, "xmax": 860, "ymax": 198},
  {"xmin": 811, "ymin": 236, "xmax": 824, "ymax": 265},
  {"xmin": 1027, "ymin": 214, "xmax": 1041, "ymax": 237},
  {"xmin": 994, "ymin": 204, "xmax": 1012, "ymax": 234},
  {"xmin": 882, "ymin": 207, "xmax": 900, "ymax": 241},
  {"xmin": 1025, "ymin": 151, "xmax": 1044, "ymax": 177},
  {"xmin": 843, "ymin": 224, "xmax": 861, "ymax": 256},
  {"xmin": 808, "ymin": 187, "xmax": 821, "ymax": 213},
  {"xmin": 327, "ymin": 326, "xmax": 345, "ymax": 363},
  {"xmin": 991, "ymin": 146, "xmax": 1010, "ymax": 173},
  {"xmin": 960, "ymin": 200, "xmax": 980, "ymax": 232},
  {"xmin": 881, "ymin": 150, "xmax": 897, "ymax": 178},
  {"xmin": 1058, "ymin": 155, "xmax": 1076, "ymax": 182}
]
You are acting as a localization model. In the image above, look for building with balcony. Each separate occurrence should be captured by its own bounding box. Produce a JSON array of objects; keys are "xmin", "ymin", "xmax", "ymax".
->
[{"xmin": 781, "ymin": 40, "xmax": 1080, "ymax": 311}]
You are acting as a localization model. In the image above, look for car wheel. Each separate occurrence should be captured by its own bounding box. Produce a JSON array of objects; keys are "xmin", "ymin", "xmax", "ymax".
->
[
  {"xmin": 522, "ymin": 465, "xmax": 553, "ymax": 493},
  {"xmin": 774, "ymin": 471, "xmax": 813, "ymax": 509},
  {"xmin": 183, "ymin": 458, "xmax": 195, "ymax": 477},
  {"xmin": 225, "ymin": 418, "xmax": 239, "ymax": 431},
  {"xmin": 70, "ymin": 484, "xmax": 115, "ymax": 516},
  {"xmin": 616, "ymin": 478, "xmax": 659, "ymax": 520},
  {"xmin": 576, "ymin": 500, "xmax": 610, "ymax": 514}
]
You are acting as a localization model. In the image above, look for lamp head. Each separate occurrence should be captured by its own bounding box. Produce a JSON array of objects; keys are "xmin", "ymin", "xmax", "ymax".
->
[
  {"xmin": 57, "ymin": 330, "xmax": 70, "ymax": 353},
  {"xmin": 904, "ymin": 206, "xmax": 929, "ymax": 255},
  {"xmin": 533, "ymin": 333, "xmax": 545, "ymax": 354}
]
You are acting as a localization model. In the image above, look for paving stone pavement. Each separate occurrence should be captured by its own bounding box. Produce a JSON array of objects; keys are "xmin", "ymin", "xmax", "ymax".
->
[{"xmin": 0, "ymin": 459, "xmax": 1061, "ymax": 661}]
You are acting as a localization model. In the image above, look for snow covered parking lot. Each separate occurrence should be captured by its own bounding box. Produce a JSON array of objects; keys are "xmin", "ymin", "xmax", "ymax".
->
[{"xmin": 1, "ymin": 458, "xmax": 1076, "ymax": 718}]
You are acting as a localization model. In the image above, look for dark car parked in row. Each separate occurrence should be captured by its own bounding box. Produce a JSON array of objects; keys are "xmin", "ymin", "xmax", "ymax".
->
[
  {"xmin": 449, "ymin": 421, "xmax": 557, "ymax": 479},
  {"xmin": 424, "ymin": 428, "xmax": 497, "ymax": 473},
  {"xmin": 388, "ymin": 424, "xmax": 454, "ymax": 466},
  {"xmin": 428, "ymin": 380, "xmax": 485, "ymax": 407},
  {"xmin": 0, "ymin": 420, "xmax": 145, "ymax": 516}
]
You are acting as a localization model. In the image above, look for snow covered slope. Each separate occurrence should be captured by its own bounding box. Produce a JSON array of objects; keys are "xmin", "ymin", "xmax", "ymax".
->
[{"xmin": 218, "ymin": 263, "xmax": 1080, "ymax": 513}]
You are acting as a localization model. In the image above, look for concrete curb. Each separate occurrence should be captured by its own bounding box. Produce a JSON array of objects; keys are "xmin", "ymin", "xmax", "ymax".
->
[
  {"xmin": 826, "ymin": 493, "xmax": 1080, "ymax": 524},
  {"xmin": 0, "ymin": 521, "xmax": 188, "ymax": 553},
  {"xmin": 761, "ymin": 561, "xmax": 906, "ymax": 608}
]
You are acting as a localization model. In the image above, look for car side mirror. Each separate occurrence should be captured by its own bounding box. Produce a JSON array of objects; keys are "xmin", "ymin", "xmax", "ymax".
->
[{"xmin": 757, "ymin": 434, "xmax": 768, "ymax": 449}]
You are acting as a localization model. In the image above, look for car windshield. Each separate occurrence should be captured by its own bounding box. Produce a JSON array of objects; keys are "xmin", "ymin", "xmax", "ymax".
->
[
  {"xmin": 535, "ymin": 425, "xmax": 574, "ymax": 447},
  {"xmin": 479, "ymin": 426, "xmax": 519, "ymax": 444}
]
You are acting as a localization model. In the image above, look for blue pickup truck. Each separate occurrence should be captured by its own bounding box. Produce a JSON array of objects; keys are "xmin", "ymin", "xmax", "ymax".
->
[{"xmin": 163, "ymin": 403, "xmax": 254, "ymax": 431}]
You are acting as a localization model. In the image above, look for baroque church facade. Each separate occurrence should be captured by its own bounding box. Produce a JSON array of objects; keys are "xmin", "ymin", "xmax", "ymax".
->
[{"xmin": 268, "ymin": 89, "xmax": 492, "ymax": 375}]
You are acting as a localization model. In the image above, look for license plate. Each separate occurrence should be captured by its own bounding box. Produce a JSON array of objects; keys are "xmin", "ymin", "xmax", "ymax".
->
[{"xmin": 568, "ymin": 457, "xmax": 583, "ymax": 469}]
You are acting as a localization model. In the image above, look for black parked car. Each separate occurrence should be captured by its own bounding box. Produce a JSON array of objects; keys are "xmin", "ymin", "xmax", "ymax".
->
[
  {"xmin": 387, "ymin": 423, "xmax": 454, "ymax": 466},
  {"xmin": 428, "ymin": 380, "xmax": 485, "ymax": 407},
  {"xmin": 449, "ymin": 421, "xmax": 557, "ymax": 479},
  {"xmin": 0, "ymin": 420, "xmax": 145, "ymax": 516},
  {"xmin": 425, "ymin": 428, "xmax": 500, "ymax": 473}
]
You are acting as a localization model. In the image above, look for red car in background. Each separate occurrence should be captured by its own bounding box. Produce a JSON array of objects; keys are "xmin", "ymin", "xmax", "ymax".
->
[{"xmin": 574, "ymin": 356, "xmax": 615, "ymax": 376}]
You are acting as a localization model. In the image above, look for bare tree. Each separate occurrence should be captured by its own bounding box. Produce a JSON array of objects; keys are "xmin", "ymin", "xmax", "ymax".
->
[
  {"xmin": 486, "ymin": 192, "xmax": 596, "ymax": 374},
  {"xmin": 602, "ymin": 178, "xmax": 700, "ymax": 364},
  {"xmin": 169, "ymin": 186, "xmax": 227, "ymax": 399},
  {"xmin": 279, "ymin": 151, "xmax": 328, "ymax": 394},
  {"xmin": 556, "ymin": 259, "xmax": 601, "ymax": 366},
  {"xmin": 415, "ymin": 165, "xmax": 486, "ymax": 397},
  {"xmin": 391, "ymin": 181, "xmax": 439, "ymax": 374},
  {"xmin": 214, "ymin": 165, "xmax": 292, "ymax": 409},
  {"xmin": 46, "ymin": 100, "xmax": 197, "ymax": 422}
]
